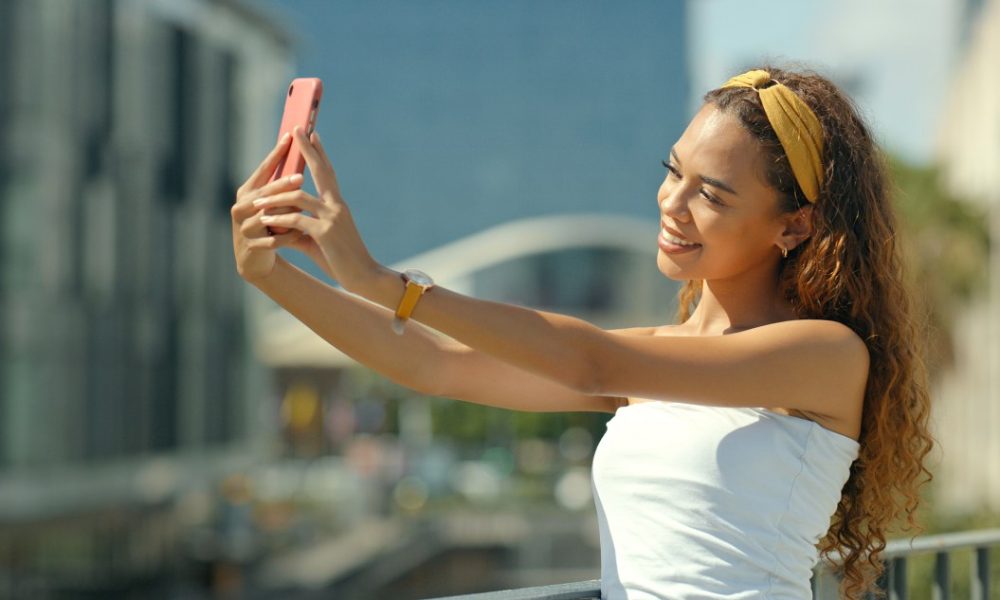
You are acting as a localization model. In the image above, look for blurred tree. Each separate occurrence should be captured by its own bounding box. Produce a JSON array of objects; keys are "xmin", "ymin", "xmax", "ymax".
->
[{"xmin": 887, "ymin": 152, "xmax": 992, "ymax": 377}]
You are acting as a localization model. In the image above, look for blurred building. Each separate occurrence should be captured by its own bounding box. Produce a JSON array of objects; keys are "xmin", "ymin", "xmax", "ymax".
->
[
  {"xmin": 0, "ymin": 0, "xmax": 293, "ymax": 594},
  {"xmin": 242, "ymin": 2, "xmax": 691, "ymax": 594},
  {"xmin": 249, "ymin": 0, "xmax": 691, "ymax": 450},
  {"xmin": 931, "ymin": 0, "xmax": 1000, "ymax": 513}
]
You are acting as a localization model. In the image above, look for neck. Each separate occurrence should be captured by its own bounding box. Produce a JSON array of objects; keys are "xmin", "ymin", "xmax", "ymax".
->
[{"xmin": 684, "ymin": 260, "xmax": 798, "ymax": 335}]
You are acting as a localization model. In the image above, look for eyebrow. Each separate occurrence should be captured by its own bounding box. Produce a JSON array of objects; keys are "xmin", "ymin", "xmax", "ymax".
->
[{"xmin": 670, "ymin": 147, "xmax": 740, "ymax": 197}]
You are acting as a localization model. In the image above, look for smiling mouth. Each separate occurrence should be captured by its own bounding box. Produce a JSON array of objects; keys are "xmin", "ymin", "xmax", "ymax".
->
[
  {"xmin": 660, "ymin": 229, "xmax": 701, "ymax": 248},
  {"xmin": 659, "ymin": 226, "xmax": 700, "ymax": 247}
]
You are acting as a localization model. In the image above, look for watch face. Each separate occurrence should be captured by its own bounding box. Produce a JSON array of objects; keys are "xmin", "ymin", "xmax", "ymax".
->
[{"xmin": 404, "ymin": 269, "xmax": 434, "ymax": 286}]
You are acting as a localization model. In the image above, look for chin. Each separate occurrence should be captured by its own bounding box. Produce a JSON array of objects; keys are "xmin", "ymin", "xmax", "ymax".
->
[{"xmin": 656, "ymin": 250, "xmax": 701, "ymax": 281}]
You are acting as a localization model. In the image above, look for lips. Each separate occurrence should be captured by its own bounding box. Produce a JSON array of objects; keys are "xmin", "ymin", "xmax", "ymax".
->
[{"xmin": 660, "ymin": 221, "xmax": 701, "ymax": 247}]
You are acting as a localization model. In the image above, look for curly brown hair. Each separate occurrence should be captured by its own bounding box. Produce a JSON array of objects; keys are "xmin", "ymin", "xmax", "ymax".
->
[{"xmin": 672, "ymin": 63, "xmax": 937, "ymax": 599}]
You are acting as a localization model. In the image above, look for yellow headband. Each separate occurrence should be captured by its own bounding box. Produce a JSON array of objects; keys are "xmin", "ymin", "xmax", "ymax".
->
[{"xmin": 719, "ymin": 69, "xmax": 825, "ymax": 203}]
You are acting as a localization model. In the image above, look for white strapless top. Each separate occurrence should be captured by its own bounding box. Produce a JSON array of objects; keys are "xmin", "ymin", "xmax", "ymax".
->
[{"xmin": 590, "ymin": 400, "xmax": 859, "ymax": 599}]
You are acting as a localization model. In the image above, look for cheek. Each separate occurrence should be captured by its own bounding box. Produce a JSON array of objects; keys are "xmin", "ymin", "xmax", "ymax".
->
[
  {"xmin": 701, "ymin": 218, "xmax": 776, "ymax": 266},
  {"xmin": 687, "ymin": 205, "xmax": 728, "ymax": 236}
]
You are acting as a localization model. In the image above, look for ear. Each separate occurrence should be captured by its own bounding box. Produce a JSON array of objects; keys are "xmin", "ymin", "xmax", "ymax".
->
[{"xmin": 777, "ymin": 204, "xmax": 813, "ymax": 252}]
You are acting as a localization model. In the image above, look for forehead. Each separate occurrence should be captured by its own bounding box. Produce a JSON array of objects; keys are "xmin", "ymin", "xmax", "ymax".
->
[{"xmin": 674, "ymin": 103, "xmax": 764, "ymax": 189}]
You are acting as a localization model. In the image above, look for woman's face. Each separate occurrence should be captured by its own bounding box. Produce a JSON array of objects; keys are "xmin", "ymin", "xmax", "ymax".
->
[{"xmin": 656, "ymin": 103, "xmax": 791, "ymax": 282}]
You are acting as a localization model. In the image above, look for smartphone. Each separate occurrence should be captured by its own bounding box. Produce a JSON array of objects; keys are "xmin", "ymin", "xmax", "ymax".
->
[{"xmin": 267, "ymin": 77, "xmax": 323, "ymax": 233}]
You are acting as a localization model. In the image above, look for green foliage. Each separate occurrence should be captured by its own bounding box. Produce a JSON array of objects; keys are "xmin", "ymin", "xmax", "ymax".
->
[
  {"xmin": 428, "ymin": 395, "xmax": 611, "ymax": 446},
  {"xmin": 886, "ymin": 152, "xmax": 992, "ymax": 375},
  {"xmin": 342, "ymin": 367, "xmax": 612, "ymax": 445}
]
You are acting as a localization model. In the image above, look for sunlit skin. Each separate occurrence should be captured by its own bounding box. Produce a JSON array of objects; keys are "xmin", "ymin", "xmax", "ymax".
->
[
  {"xmin": 236, "ymin": 124, "xmax": 866, "ymax": 442},
  {"xmin": 656, "ymin": 103, "xmax": 814, "ymax": 337},
  {"xmin": 230, "ymin": 81, "xmax": 902, "ymax": 593}
]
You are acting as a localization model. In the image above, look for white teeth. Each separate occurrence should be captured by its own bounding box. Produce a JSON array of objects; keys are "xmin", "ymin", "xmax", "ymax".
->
[{"xmin": 661, "ymin": 228, "xmax": 698, "ymax": 246}]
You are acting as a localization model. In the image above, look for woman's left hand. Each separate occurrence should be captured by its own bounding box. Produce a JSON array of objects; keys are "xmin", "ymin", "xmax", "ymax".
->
[{"xmin": 254, "ymin": 125, "xmax": 379, "ymax": 292}]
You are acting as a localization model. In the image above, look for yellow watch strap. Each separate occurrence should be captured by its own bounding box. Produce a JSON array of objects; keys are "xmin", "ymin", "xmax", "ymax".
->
[{"xmin": 394, "ymin": 280, "xmax": 425, "ymax": 321}]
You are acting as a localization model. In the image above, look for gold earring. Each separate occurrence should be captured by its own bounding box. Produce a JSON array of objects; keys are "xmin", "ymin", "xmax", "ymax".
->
[{"xmin": 781, "ymin": 246, "xmax": 788, "ymax": 258}]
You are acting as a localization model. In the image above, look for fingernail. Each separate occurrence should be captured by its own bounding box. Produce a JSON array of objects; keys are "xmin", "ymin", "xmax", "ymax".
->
[
  {"xmin": 253, "ymin": 196, "xmax": 269, "ymax": 206},
  {"xmin": 260, "ymin": 215, "xmax": 274, "ymax": 222},
  {"xmin": 280, "ymin": 132, "xmax": 290, "ymax": 143},
  {"xmin": 289, "ymin": 173, "xmax": 303, "ymax": 183}
]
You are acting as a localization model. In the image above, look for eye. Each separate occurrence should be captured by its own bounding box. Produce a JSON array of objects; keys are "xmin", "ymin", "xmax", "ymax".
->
[
  {"xmin": 661, "ymin": 160, "xmax": 725, "ymax": 206},
  {"xmin": 701, "ymin": 189, "xmax": 725, "ymax": 206},
  {"xmin": 661, "ymin": 159, "xmax": 679, "ymax": 178}
]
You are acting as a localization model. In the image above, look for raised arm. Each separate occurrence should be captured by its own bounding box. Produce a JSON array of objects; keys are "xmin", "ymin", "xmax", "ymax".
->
[
  {"xmin": 241, "ymin": 124, "xmax": 867, "ymax": 433},
  {"xmin": 251, "ymin": 257, "xmax": 625, "ymax": 413},
  {"xmin": 331, "ymin": 262, "xmax": 867, "ymax": 435},
  {"xmin": 229, "ymin": 138, "xmax": 618, "ymax": 412}
]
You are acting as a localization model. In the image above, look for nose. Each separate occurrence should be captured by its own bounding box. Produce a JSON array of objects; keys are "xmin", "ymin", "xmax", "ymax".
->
[{"xmin": 658, "ymin": 183, "xmax": 691, "ymax": 222}]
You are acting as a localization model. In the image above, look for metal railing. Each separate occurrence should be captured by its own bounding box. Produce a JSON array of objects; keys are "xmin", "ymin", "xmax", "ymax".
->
[
  {"xmin": 862, "ymin": 527, "xmax": 1000, "ymax": 600},
  {"xmin": 429, "ymin": 528, "xmax": 1000, "ymax": 600},
  {"xmin": 431, "ymin": 579, "xmax": 600, "ymax": 600}
]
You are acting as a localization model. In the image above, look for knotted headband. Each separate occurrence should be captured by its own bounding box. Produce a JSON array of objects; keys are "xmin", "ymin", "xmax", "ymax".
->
[{"xmin": 719, "ymin": 69, "xmax": 825, "ymax": 203}]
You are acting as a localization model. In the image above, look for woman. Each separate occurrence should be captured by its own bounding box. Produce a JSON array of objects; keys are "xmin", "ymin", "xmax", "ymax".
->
[{"xmin": 230, "ymin": 64, "xmax": 934, "ymax": 599}]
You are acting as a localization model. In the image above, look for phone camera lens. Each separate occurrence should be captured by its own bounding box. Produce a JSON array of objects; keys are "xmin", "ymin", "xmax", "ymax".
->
[{"xmin": 288, "ymin": 85, "xmax": 294, "ymax": 96}]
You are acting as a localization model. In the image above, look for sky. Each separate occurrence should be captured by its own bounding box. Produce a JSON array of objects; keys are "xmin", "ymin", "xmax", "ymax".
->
[{"xmin": 689, "ymin": 0, "xmax": 967, "ymax": 164}]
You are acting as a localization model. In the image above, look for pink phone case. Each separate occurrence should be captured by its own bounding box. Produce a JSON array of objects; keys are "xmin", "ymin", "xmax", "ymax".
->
[
  {"xmin": 272, "ymin": 77, "xmax": 323, "ymax": 181},
  {"xmin": 268, "ymin": 77, "xmax": 323, "ymax": 233}
]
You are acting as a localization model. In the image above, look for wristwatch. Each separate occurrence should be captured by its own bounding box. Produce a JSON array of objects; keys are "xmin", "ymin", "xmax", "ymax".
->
[{"xmin": 392, "ymin": 268, "xmax": 435, "ymax": 335}]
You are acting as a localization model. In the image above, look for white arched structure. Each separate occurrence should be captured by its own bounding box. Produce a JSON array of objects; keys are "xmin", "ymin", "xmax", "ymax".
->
[{"xmin": 254, "ymin": 213, "xmax": 672, "ymax": 368}]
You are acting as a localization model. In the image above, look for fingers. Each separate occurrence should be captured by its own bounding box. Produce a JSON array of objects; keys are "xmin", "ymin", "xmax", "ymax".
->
[
  {"xmin": 258, "ymin": 210, "xmax": 316, "ymax": 236},
  {"xmin": 309, "ymin": 132, "xmax": 335, "ymax": 176},
  {"xmin": 259, "ymin": 172, "xmax": 304, "ymax": 196},
  {"xmin": 239, "ymin": 132, "xmax": 292, "ymax": 195},
  {"xmin": 241, "ymin": 205, "xmax": 309, "ymax": 237},
  {"xmin": 252, "ymin": 189, "xmax": 325, "ymax": 215},
  {"xmin": 231, "ymin": 173, "xmax": 304, "ymax": 222},
  {"xmin": 240, "ymin": 210, "xmax": 274, "ymax": 238},
  {"xmin": 246, "ymin": 229, "xmax": 302, "ymax": 251},
  {"xmin": 310, "ymin": 131, "xmax": 344, "ymax": 194},
  {"xmin": 292, "ymin": 126, "xmax": 338, "ymax": 194}
]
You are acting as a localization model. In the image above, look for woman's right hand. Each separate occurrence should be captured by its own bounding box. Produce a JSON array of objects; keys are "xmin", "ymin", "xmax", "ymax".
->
[{"xmin": 231, "ymin": 133, "xmax": 308, "ymax": 284}]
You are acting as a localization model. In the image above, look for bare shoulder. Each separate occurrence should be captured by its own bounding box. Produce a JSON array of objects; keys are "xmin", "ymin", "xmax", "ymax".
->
[
  {"xmin": 762, "ymin": 319, "xmax": 869, "ymax": 360},
  {"xmin": 740, "ymin": 319, "xmax": 870, "ymax": 383},
  {"xmin": 751, "ymin": 319, "xmax": 869, "ymax": 437}
]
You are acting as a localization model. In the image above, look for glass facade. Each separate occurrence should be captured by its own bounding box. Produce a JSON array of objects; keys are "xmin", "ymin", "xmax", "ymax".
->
[
  {"xmin": 0, "ymin": 0, "xmax": 291, "ymax": 480},
  {"xmin": 0, "ymin": 0, "xmax": 293, "ymax": 593},
  {"xmin": 0, "ymin": 0, "xmax": 692, "ymax": 595}
]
